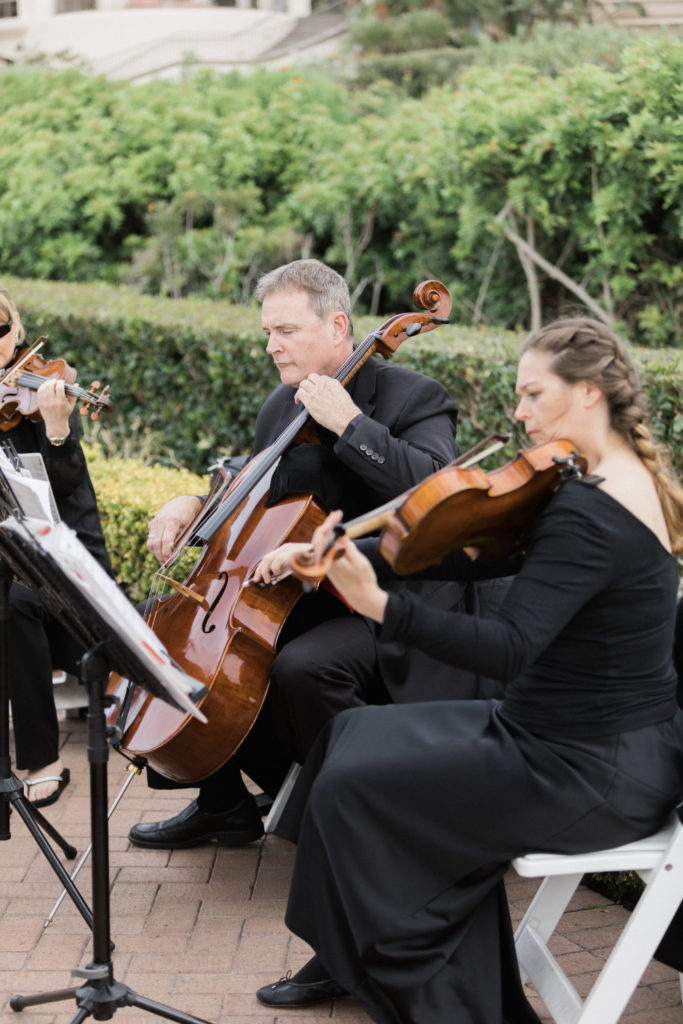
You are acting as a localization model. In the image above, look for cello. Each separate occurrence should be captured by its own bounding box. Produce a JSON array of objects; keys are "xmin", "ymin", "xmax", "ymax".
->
[{"xmin": 107, "ymin": 280, "xmax": 452, "ymax": 783}]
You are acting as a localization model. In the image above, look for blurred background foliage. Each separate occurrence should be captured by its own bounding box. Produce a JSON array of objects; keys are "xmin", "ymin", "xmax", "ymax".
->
[{"xmin": 1, "ymin": 22, "xmax": 683, "ymax": 343}]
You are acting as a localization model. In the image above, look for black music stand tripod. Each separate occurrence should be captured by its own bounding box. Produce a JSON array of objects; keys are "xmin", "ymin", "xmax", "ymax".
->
[
  {"xmin": 0, "ymin": 557, "xmax": 95, "ymax": 933},
  {"xmin": 0, "ymin": 518, "xmax": 214, "ymax": 1024},
  {"xmin": 10, "ymin": 643, "xmax": 213, "ymax": 1024}
]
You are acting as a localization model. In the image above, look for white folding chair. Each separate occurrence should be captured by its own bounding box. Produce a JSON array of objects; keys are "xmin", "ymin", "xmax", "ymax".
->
[
  {"xmin": 264, "ymin": 761, "xmax": 301, "ymax": 833},
  {"xmin": 512, "ymin": 805, "xmax": 683, "ymax": 1024}
]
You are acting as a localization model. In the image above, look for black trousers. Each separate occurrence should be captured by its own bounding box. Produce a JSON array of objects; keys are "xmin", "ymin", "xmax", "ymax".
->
[
  {"xmin": 153, "ymin": 593, "xmax": 391, "ymax": 812},
  {"xmin": 8, "ymin": 581, "xmax": 80, "ymax": 771},
  {"xmin": 201, "ymin": 599, "xmax": 390, "ymax": 810}
]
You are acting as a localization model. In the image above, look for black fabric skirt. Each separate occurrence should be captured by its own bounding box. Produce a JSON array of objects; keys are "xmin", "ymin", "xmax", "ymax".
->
[{"xmin": 277, "ymin": 700, "xmax": 683, "ymax": 1024}]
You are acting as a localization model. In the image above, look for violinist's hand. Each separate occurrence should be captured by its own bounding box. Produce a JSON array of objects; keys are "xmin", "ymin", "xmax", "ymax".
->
[
  {"xmin": 147, "ymin": 495, "xmax": 202, "ymax": 563},
  {"xmin": 253, "ymin": 542, "xmax": 313, "ymax": 585},
  {"xmin": 311, "ymin": 511, "xmax": 389, "ymax": 624},
  {"xmin": 38, "ymin": 378, "xmax": 76, "ymax": 438},
  {"xmin": 295, "ymin": 374, "xmax": 361, "ymax": 437}
]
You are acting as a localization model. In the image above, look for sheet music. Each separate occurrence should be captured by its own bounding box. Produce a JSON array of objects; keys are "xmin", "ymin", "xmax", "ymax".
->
[
  {"xmin": 0, "ymin": 516, "xmax": 207, "ymax": 721},
  {"xmin": 0, "ymin": 450, "xmax": 208, "ymax": 720},
  {"xmin": 0, "ymin": 447, "xmax": 59, "ymax": 525}
]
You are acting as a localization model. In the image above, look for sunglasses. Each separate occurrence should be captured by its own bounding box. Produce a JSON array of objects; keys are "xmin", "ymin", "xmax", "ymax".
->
[{"xmin": 0, "ymin": 317, "xmax": 13, "ymax": 340}]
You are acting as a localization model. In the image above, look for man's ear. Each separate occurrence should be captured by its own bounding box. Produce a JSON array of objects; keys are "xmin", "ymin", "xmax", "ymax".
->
[{"xmin": 331, "ymin": 311, "xmax": 350, "ymax": 344}]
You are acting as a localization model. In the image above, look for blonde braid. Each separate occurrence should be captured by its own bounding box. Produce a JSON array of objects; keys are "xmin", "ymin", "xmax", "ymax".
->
[{"xmin": 632, "ymin": 423, "xmax": 683, "ymax": 554}]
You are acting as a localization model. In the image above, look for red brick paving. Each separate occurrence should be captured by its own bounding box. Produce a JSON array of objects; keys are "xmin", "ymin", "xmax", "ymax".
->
[{"xmin": 0, "ymin": 715, "xmax": 680, "ymax": 1023}]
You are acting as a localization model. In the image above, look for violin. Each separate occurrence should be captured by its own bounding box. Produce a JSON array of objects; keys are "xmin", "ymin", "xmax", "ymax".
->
[
  {"xmin": 0, "ymin": 339, "xmax": 114, "ymax": 431},
  {"xmin": 285, "ymin": 439, "xmax": 588, "ymax": 585}
]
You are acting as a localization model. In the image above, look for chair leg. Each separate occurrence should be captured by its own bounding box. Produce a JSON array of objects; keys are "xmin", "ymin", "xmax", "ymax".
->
[
  {"xmin": 264, "ymin": 763, "xmax": 301, "ymax": 834},
  {"xmin": 517, "ymin": 849, "xmax": 683, "ymax": 1024},
  {"xmin": 515, "ymin": 873, "xmax": 583, "ymax": 984}
]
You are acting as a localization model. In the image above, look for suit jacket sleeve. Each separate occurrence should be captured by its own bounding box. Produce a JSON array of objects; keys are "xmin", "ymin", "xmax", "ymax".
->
[{"xmin": 332, "ymin": 366, "xmax": 458, "ymax": 504}]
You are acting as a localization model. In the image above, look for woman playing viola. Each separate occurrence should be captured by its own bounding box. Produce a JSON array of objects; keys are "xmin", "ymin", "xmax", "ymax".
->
[
  {"xmin": 255, "ymin": 317, "xmax": 683, "ymax": 1023},
  {"xmin": 0, "ymin": 287, "xmax": 112, "ymax": 807}
]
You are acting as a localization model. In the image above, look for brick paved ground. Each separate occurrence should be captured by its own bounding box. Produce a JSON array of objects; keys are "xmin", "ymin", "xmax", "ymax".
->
[{"xmin": 0, "ymin": 714, "xmax": 680, "ymax": 1024}]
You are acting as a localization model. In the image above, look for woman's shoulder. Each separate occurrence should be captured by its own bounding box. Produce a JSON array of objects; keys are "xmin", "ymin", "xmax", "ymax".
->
[{"xmin": 543, "ymin": 475, "xmax": 672, "ymax": 558}]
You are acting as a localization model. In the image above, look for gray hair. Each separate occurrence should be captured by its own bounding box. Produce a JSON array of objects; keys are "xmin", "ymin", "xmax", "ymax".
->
[{"xmin": 255, "ymin": 260, "xmax": 353, "ymax": 338}]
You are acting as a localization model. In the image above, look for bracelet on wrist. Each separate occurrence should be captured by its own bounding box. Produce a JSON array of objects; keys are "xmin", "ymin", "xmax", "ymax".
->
[{"xmin": 47, "ymin": 432, "xmax": 70, "ymax": 447}]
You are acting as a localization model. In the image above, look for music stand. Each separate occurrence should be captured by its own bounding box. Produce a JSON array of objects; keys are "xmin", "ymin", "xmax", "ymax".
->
[
  {"xmin": 0, "ymin": 446, "xmax": 95, "ymax": 930},
  {"xmin": 0, "ymin": 503, "xmax": 215, "ymax": 1024}
]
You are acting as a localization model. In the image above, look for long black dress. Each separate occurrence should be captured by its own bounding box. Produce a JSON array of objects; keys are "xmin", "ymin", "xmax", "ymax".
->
[{"xmin": 277, "ymin": 478, "xmax": 683, "ymax": 1024}]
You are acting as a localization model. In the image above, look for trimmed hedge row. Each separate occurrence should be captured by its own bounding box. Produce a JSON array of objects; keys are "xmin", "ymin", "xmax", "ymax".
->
[{"xmin": 8, "ymin": 276, "xmax": 683, "ymax": 479}]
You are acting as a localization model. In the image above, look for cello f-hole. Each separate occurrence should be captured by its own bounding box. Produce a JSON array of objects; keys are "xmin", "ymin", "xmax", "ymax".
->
[{"xmin": 201, "ymin": 572, "xmax": 230, "ymax": 635}]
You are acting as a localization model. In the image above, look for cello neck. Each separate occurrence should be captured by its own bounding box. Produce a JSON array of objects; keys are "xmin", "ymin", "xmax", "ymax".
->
[{"xmin": 193, "ymin": 328, "xmax": 388, "ymax": 543}]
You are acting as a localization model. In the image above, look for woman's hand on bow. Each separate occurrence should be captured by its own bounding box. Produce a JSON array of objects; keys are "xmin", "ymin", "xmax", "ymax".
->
[{"xmin": 310, "ymin": 511, "xmax": 389, "ymax": 624}]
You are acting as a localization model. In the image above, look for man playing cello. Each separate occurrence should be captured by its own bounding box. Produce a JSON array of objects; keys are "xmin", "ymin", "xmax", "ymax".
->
[{"xmin": 129, "ymin": 259, "xmax": 505, "ymax": 851}]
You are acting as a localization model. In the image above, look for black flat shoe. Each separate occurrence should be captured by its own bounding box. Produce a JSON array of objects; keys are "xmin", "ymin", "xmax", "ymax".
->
[
  {"xmin": 128, "ymin": 797, "xmax": 264, "ymax": 849},
  {"xmin": 256, "ymin": 972, "xmax": 348, "ymax": 1008}
]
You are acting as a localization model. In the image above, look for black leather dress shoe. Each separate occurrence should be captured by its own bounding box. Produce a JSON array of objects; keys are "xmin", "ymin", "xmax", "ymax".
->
[
  {"xmin": 256, "ymin": 973, "xmax": 348, "ymax": 1008},
  {"xmin": 128, "ymin": 797, "xmax": 264, "ymax": 849}
]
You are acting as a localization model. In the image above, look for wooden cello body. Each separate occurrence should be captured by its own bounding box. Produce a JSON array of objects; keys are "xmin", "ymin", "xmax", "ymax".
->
[
  {"xmin": 107, "ymin": 468, "xmax": 326, "ymax": 782},
  {"xmin": 106, "ymin": 280, "xmax": 452, "ymax": 783}
]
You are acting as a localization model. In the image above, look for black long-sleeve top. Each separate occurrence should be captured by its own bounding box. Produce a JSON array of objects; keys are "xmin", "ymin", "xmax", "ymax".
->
[{"xmin": 375, "ymin": 478, "xmax": 679, "ymax": 738}]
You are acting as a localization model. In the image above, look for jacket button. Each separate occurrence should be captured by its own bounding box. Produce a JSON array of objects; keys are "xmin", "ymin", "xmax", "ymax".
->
[
  {"xmin": 366, "ymin": 447, "xmax": 374, "ymax": 456},
  {"xmin": 360, "ymin": 443, "xmax": 367, "ymax": 451},
  {"xmin": 371, "ymin": 453, "xmax": 380, "ymax": 461},
  {"xmin": 378, "ymin": 456, "xmax": 385, "ymax": 464}
]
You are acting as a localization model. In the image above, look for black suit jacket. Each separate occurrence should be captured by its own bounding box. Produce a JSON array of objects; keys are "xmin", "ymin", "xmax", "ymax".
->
[{"xmin": 252, "ymin": 356, "xmax": 506, "ymax": 702}]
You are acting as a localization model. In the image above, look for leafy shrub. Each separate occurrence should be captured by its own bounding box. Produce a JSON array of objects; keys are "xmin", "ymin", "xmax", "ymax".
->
[
  {"xmin": 467, "ymin": 21, "xmax": 631, "ymax": 74},
  {"xmin": 349, "ymin": 10, "xmax": 455, "ymax": 54},
  {"xmin": 3, "ymin": 37, "xmax": 683, "ymax": 341},
  {"xmin": 84, "ymin": 443, "xmax": 208, "ymax": 602},
  {"xmin": 352, "ymin": 48, "xmax": 474, "ymax": 95}
]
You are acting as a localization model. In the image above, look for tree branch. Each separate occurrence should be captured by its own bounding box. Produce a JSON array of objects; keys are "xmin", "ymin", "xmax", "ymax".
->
[{"xmin": 496, "ymin": 203, "xmax": 614, "ymax": 326}]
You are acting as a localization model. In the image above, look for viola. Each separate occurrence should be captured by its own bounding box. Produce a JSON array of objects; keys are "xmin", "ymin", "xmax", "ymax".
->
[
  {"xmin": 285, "ymin": 439, "xmax": 588, "ymax": 585},
  {"xmin": 0, "ymin": 339, "xmax": 113, "ymax": 431},
  {"xmin": 106, "ymin": 280, "xmax": 453, "ymax": 784}
]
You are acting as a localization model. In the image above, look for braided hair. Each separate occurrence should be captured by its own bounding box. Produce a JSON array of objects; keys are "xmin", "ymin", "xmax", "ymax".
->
[{"xmin": 521, "ymin": 317, "xmax": 683, "ymax": 554}]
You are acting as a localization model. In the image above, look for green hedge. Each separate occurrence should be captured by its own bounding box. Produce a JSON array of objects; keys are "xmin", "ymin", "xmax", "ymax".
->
[
  {"xmin": 84, "ymin": 443, "xmax": 208, "ymax": 602},
  {"xmin": 7, "ymin": 277, "xmax": 273, "ymax": 474},
  {"xmin": 8, "ymin": 277, "xmax": 683, "ymax": 478}
]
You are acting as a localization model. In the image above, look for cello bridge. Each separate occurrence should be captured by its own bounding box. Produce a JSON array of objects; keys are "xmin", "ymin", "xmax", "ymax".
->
[{"xmin": 156, "ymin": 575, "xmax": 208, "ymax": 609}]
